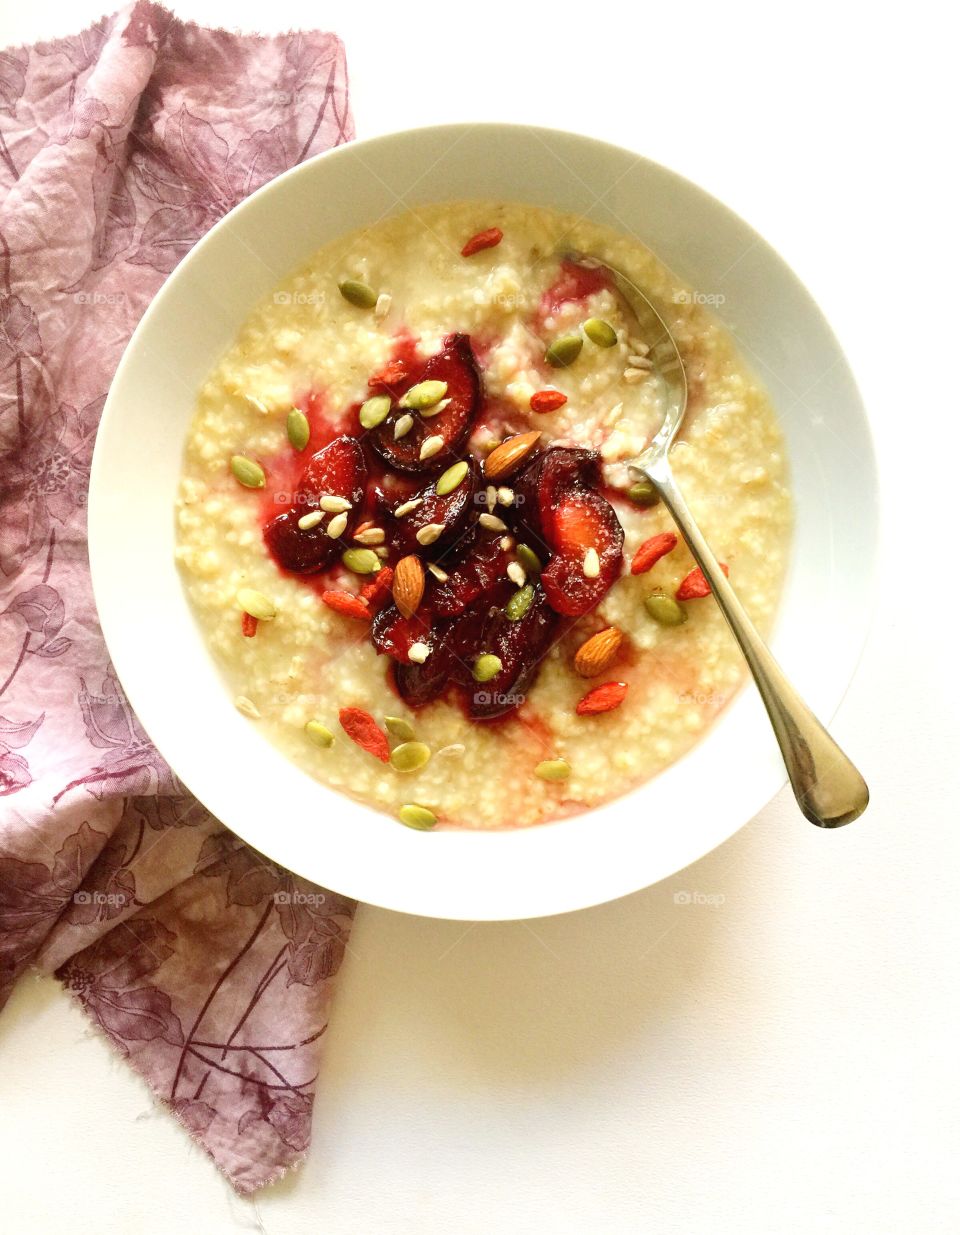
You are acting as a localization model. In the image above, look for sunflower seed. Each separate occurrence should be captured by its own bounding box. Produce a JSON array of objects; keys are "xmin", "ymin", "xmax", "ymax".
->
[
  {"xmin": 298, "ymin": 510, "xmax": 325, "ymax": 531},
  {"xmin": 326, "ymin": 512, "xmax": 348, "ymax": 538},
  {"xmin": 479, "ymin": 513, "xmax": 507, "ymax": 532},
  {"xmin": 419, "ymin": 435, "xmax": 444, "ymax": 460},
  {"xmin": 353, "ymin": 526, "xmax": 385, "ymax": 545},
  {"xmin": 394, "ymin": 497, "xmax": 423, "ymax": 517},
  {"xmin": 583, "ymin": 547, "xmax": 600, "ymax": 578},
  {"xmin": 320, "ymin": 495, "xmax": 352, "ymax": 513},
  {"xmin": 416, "ymin": 523, "xmax": 444, "ymax": 546},
  {"xmin": 506, "ymin": 561, "xmax": 526, "ymax": 587},
  {"xmin": 408, "ymin": 642, "xmax": 431, "ymax": 664},
  {"xmin": 394, "ymin": 413, "xmax": 414, "ymax": 439}
]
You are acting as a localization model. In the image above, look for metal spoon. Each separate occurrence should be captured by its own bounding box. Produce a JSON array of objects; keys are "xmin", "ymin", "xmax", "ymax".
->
[{"xmin": 562, "ymin": 251, "xmax": 869, "ymax": 827}]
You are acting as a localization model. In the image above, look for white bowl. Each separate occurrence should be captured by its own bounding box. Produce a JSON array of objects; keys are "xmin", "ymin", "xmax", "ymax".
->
[{"xmin": 88, "ymin": 124, "xmax": 877, "ymax": 921}]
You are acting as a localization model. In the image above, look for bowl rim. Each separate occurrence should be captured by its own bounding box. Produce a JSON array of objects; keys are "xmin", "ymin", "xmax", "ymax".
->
[{"xmin": 88, "ymin": 121, "xmax": 879, "ymax": 920}]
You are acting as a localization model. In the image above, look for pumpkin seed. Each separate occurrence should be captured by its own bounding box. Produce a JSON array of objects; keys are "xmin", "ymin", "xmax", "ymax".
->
[
  {"xmin": 627, "ymin": 480, "xmax": 660, "ymax": 508},
  {"xmin": 230, "ymin": 455, "xmax": 265, "ymax": 489},
  {"xmin": 583, "ymin": 317, "xmax": 618, "ymax": 348},
  {"xmin": 326, "ymin": 512, "xmax": 348, "ymax": 538},
  {"xmin": 398, "ymin": 804, "xmax": 437, "ymax": 830},
  {"xmin": 545, "ymin": 334, "xmax": 583, "ymax": 368},
  {"xmin": 505, "ymin": 583, "xmax": 534, "ymax": 621},
  {"xmin": 320, "ymin": 495, "xmax": 352, "ymax": 513},
  {"xmin": 390, "ymin": 741, "xmax": 431, "ymax": 772},
  {"xmin": 305, "ymin": 720, "xmax": 334, "ymax": 748},
  {"xmin": 473, "ymin": 653, "xmax": 503, "ymax": 682},
  {"xmin": 435, "ymin": 460, "xmax": 469, "ymax": 496},
  {"xmin": 286, "ymin": 408, "xmax": 310, "ymax": 451},
  {"xmin": 338, "ymin": 279, "xmax": 377, "ymax": 309},
  {"xmin": 342, "ymin": 547, "xmax": 380, "ymax": 574},
  {"xmin": 535, "ymin": 758, "xmax": 571, "ymax": 782},
  {"xmin": 419, "ymin": 435, "xmax": 444, "ymax": 460},
  {"xmin": 385, "ymin": 715, "xmax": 416, "ymax": 741},
  {"xmin": 359, "ymin": 395, "xmax": 391, "ymax": 429},
  {"xmin": 645, "ymin": 592, "xmax": 688, "ymax": 626},
  {"xmin": 298, "ymin": 510, "xmax": 325, "ymax": 531},
  {"xmin": 393, "ymin": 413, "xmax": 414, "ymax": 439},
  {"xmin": 236, "ymin": 588, "xmax": 276, "ymax": 621},
  {"xmin": 400, "ymin": 380, "xmax": 448, "ymax": 410},
  {"xmin": 516, "ymin": 543, "xmax": 542, "ymax": 574}
]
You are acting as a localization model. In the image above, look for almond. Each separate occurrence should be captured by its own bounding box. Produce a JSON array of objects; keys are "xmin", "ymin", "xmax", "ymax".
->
[
  {"xmin": 393, "ymin": 554, "xmax": 425, "ymax": 618},
  {"xmin": 483, "ymin": 430, "xmax": 541, "ymax": 482},
  {"xmin": 574, "ymin": 626, "xmax": 624, "ymax": 677}
]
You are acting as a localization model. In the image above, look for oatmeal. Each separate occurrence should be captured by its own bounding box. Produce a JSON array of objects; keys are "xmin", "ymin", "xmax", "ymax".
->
[{"xmin": 175, "ymin": 202, "xmax": 791, "ymax": 830}]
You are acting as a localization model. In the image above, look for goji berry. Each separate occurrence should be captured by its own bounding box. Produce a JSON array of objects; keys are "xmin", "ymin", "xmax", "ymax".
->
[
  {"xmin": 241, "ymin": 612, "xmax": 258, "ymax": 637},
  {"xmin": 461, "ymin": 227, "xmax": 503, "ymax": 257},
  {"xmin": 530, "ymin": 389, "xmax": 568, "ymax": 413},
  {"xmin": 339, "ymin": 707, "xmax": 390, "ymax": 762},
  {"xmin": 321, "ymin": 590, "xmax": 371, "ymax": 621},
  {"xmin": 361, "ymin": 567, "xmax": 394, "ymax": 608},
  {"xmin": 630, "ymin": 532, "xmax": 678, "ymax": 575},
  {"xmin": 676, "ymin": 562, "xmax": 729, "ymax": 600},
  {"xmin": 575, "ymin": 681, "xmax": 629, "ymax": 716}
]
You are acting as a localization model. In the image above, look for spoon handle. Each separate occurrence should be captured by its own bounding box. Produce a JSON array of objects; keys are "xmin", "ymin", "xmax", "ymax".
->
[{"xmin": 642, "ymin": 457, "xmax": 869, "ymax": 828}]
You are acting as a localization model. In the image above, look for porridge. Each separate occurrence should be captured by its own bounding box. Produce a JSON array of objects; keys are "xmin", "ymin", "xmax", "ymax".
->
[{"xmin": 175, "ymin": 202, "xmax": 791, "ymax": 830}]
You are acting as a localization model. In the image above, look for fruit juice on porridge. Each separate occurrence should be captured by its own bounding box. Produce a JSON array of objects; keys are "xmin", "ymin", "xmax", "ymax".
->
[{"xmin": 175, "ymin": 202, "xmax": 791, "ymax": 830}]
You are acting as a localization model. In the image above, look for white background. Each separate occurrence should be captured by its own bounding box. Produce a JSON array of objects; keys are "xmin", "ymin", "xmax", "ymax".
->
[{"xmin": 2, "ymin": 2, "xmax": 958, "ymax": 1231}]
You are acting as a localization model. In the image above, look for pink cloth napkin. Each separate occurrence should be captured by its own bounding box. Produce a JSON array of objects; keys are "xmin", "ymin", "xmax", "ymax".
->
[{"xmin": 0, "ymin": 2, "xmax": 356, "ymax": 1193}]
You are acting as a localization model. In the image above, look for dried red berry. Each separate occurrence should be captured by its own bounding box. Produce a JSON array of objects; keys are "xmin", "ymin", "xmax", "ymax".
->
[
  {"xmin": 368, "ymin": 358, "xmax": 410, "ymax": 389},
  {"xmin": 241, "ymin": 612, "xmax": 258, "ymax": 637},
  {"xmin": 676, "ymin": 562, "xmax": 728, "ymax": 600},
  {"xmin": 530, "ymin": 389, "xmax": 568, "ymax": 413},
  {"xmin": 339, "ymin": 707, "xmax": 390, "ymax": 762},
  {"xmin": 461, "ymin": 227, "xmax": 503, "ymax": 257},
  {"xmin": 361, "ymin": 567, "xmax": 394, "ymax": 608},
  {"xmin": 575, "ymin": 681, "xmax": 629, "ymax": 716},
  {"xmin": 630, "ymin": 532, "xmax": 678, "ymax": 575},
  {"xmin": 321, "ymin": 590, "xmax": 371, "ymax": 621}
]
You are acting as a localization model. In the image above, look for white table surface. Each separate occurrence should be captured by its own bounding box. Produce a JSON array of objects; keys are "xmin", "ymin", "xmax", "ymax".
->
[{"xmin": 2, "ymin": 2, "xmax": 958, "ymax": 1231}]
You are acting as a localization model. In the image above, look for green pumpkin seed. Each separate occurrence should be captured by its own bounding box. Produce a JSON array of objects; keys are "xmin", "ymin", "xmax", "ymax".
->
[
  {"xmin": 390, "ymin": 741, "xmax": 431, "ymax": 773},
  {"xmin": 505, "ymin": 583, "xmax": 534, "ymax": 621},
  {"xmin": 342, "ymin": 547, "xmax": 381, "ymax": 575},
  {"xmin": 545, "ymin": 334, "xmax": 583, "ymax": 368},
  {"xmin": 385, "ymin": 715, "xmax": 416, "ymax": 741},
  {"xmin": 435, "ymin": 460, "xmax": 469, "ymax": 496},
  {"xmin": 627, "ymin": 480, "xmax": 661, "ymax": 508},
  {"xmin": 230, "ymin": 455, "xmax": 265, "ymax": 489},
  {"xmin": 400, "ymin": 380, "xmax": 448, "ymax": 410},
  {"xmin": 398, "ymin": 804, "xmax": 437, "ymax": 830},
  {"xmin": 359, "ymin": 395, "xmax": 391, "ymax": 429},
  {"xmin": 236, "ymin": 588, "xmax": 276, "ymax": 621},
  {"xmin": 338, "ymin": 279, "xmax": 377, "ymax": 309},
  {"xmin": 472, "ymin": 653, "xmax": 503, "ymax": 682},
  {"xmin": 305, "ymin": 720, "xmax": 334, "ymax": 748},
  {"xmin": 645, "ymin": 592, "xmax": 688, "ymax": 626},
  {"xmin": 583, "ymin": 317, "xmax": 618, "ymax": 347},
  {"xmin": 286, "ymin": 408, "xmax": 310, "ymax": 451},
  {"xmin": 516, "ymin": 543, "xmax": 542, "ymax": 574},
  {"xmin": 535, "ymin": 759, "xmax": 571, "ymax": 782}
]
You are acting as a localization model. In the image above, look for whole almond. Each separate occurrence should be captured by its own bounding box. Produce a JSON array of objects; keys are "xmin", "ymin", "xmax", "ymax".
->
[
  {"xmin": 393, "ymin": 555, "xmax": 425, "ymax": 618},
  {"xmin": 574, "ymin": 626, "xmax": 624, "ymax": 677},
  {"xmin": 483, "ymin": 430, "xmax": 542, "ymax": 482}
]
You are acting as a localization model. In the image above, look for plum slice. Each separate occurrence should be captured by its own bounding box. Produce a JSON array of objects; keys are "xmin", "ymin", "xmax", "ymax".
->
[
  {"xmin": 429, "ymin": 527, "xmax": 509, "ymax": 617},
  {"xmin": 263, "ymin": 435, "xmax": 366, "ymax": 574},
  {"xmin": 368, "ymin": 333, "xmax": 481, "ymax": 475},
  {"xmin": 384, "ymin": 457, "xmax": 480, "ymax": 557},
  {"xmin": 467, "ymin": 584, "xmax": 562, "ymax": 721},
  {"xmin": 393, "ymin": 594, "xmax": 492, "ymax": 709},
  {"xmin": 512, "ymin": 447, "xmax": 624, "ymax": 617},
  {"xmin": 371, "ymin": 602, "xmax": 433, "ymax": 664}
]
